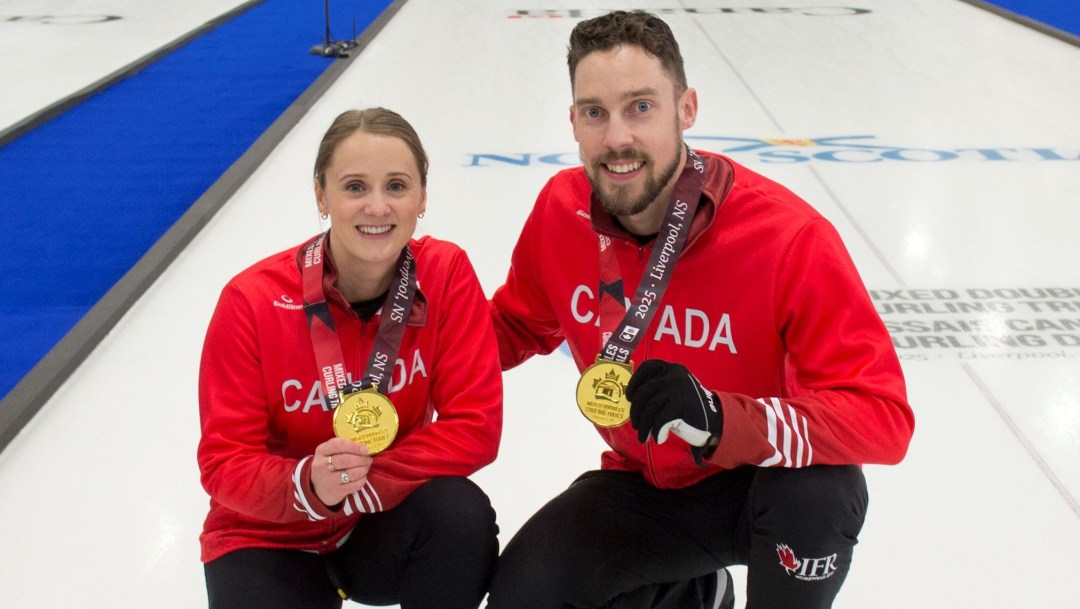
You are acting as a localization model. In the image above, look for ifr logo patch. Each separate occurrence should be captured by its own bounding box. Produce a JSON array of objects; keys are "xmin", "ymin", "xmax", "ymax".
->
[{"xmin": 776, "ymin": 543, "xmax": 838, "ymax": 581}]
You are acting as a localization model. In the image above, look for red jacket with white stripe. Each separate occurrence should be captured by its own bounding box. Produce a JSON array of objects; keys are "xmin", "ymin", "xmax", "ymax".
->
[
  {"xmin": 490, "ymin": 151, "xmax": 913, "ymax": 489},
  {"xmin": 198, "ymin": 235, "xmax": 502, "ymax": 562}
]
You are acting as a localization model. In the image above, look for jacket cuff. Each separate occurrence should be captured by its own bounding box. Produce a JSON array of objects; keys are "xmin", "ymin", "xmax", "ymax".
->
[{"xmin": 291, "ymin": 456, "xmax": 337, "ymax": 521}]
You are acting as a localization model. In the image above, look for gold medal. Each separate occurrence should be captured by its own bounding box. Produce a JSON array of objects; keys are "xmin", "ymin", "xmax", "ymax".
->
[
  {"xmin": 332, "ymin": 387, "xmax": 399, "ymax": 454},
  {"xmin": 575, "ymin": 358, "xmax": 634, "ymax": 427}
]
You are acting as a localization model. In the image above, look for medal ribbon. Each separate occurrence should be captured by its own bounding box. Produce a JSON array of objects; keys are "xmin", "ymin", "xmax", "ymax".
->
[
  {"xmin": 300, "ymin": 232, "xmax": 418, "ymax": 407},
  {"xmin": 596, "ymin": 146, "xmax": 706, "ymax": 364}
]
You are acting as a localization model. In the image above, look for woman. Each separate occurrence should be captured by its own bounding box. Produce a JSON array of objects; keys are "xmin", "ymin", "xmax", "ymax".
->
[{"xmin": 198, "ymin": 108, "xmax": 502, "ymax": 609}]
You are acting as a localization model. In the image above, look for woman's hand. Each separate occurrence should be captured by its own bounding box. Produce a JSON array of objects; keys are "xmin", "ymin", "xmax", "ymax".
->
[{"xmin": 311, "ymin": 437, "xmax": 372, "ymax": 507}]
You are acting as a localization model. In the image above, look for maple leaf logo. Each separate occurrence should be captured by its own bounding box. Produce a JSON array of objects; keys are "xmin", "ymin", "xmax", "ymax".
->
[{"xmin": 777, "ymin": 544, "xmax": 800, "ymax": 571}]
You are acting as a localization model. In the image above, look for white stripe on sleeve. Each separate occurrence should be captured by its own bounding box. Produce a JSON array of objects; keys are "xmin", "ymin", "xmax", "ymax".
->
[
  {"xmin": 802, "ymin": 414, "xmax": 814, "ymax": 466},
  {"xmin": 757, "ymin": 397, "xmax": 814, "ymax": 468},
  {"xmin": 758, "ymin": 398, "xmax": 783, "ymax": 467},
  {"xmin": 789, "ymin": 404, "xmax": 805, "ymax": 468},
  {"xmin": 770, "ymin": 398, "xmax": 794, "ymax": 466},
  {"xmin": 291, "ymin": 456, "xmax": 325, "ymax": 521}
]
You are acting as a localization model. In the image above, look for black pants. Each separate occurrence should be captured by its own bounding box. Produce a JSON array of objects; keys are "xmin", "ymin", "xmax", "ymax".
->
[
  {"xmin": 205, "ymin": 477, "xmax": 499, "ymax": 609},
  {"xmin": 486, "ymin": 465, "xmax": 868, "ymax": 609}
]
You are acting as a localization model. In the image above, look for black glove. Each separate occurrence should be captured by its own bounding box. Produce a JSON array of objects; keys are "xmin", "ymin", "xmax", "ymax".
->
[{"xmin": 626, "ymin": 359, "xmax": 723, "ymax": 465}]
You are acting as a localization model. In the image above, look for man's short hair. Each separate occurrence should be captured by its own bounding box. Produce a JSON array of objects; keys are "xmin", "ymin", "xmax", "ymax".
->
[{"xmin": 567, "ymin": 10, "xmax": 688, "ymax": 93}]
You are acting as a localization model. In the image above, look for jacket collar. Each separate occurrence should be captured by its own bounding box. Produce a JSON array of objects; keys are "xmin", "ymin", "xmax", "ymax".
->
[
  {"xmin": 296, "ymin": 233, "xmax": 428, "ymax": 326},
  {"xmin": 589, "ymin": 152, "xmax": 734, "ymax": 251}
]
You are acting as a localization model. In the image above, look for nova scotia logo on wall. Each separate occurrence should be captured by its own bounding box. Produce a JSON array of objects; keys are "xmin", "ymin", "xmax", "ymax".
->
[{"xmin": 465, "ymin": 135, "xmax": 1079, "ymax": 167}]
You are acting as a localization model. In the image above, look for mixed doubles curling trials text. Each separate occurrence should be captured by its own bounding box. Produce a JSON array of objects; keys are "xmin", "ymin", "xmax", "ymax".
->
[{"xmin": 871, "ymin": 288, "xmax": 1080, "ymax": 358}]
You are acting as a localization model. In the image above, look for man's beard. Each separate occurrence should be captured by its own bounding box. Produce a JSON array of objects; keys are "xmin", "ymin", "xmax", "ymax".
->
[{"xmin": 587, "ymin": 142, "xmax": 682, "ymax": 218}]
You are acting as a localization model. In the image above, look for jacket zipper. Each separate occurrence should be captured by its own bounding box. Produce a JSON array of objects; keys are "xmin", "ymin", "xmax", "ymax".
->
[
  {"xmin": 631, "ymin": 241, "xmax": 663, "ymax": 486},
  {"xmin": 640, "ymin": 338, "xmax": 661, "ymax": 486}
]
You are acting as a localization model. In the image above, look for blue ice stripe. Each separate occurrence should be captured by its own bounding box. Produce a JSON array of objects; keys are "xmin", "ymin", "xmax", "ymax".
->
[
  {"xmin": 0, "ymin": 0, "xmax": 392, "ymax": 403},
  {"xmin": 981, "ymin": 0, "xmax": 1080, "ymax": 39}
]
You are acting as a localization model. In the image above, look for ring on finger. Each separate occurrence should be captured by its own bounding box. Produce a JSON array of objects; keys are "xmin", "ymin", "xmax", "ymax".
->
[
  {"xmin": 340, "ymin": 471, "xmax": 350, "ymax": 484},
  {"xmin": 328, "ymin": 456, "xmax": 335, "ymax": 472}
]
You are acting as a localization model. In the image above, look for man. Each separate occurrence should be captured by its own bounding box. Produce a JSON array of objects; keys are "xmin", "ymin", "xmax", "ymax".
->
[{"xmin": 486, "ymin": 10, "xmax": 914, "ymax": 609}]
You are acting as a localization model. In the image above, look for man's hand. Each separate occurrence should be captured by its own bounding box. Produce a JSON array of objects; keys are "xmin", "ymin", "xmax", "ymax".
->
[{"xmin": 626, "ymin": 360, "xmax": 723, "ymax": 465}]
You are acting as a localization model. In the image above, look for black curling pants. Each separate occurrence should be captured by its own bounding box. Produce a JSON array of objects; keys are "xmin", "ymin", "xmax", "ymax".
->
[
  {"xmin": 486, "ymin": 465, "xmax": 868, "ymax": 609},
  {"xmin": 205, "ymin": 477, "xmax": 499, "ymax": 609}
]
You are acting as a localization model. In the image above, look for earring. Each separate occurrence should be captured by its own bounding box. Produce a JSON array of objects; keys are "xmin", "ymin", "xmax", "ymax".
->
[
  {"xmin": 418, "ymin": 212, "xmax": 425, "ymax": 219},
  {"xmin": 320, "ymin": 210, "xmax": 328, "ymax": 219}
]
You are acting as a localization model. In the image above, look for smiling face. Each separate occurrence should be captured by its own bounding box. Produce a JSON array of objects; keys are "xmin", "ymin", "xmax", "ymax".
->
[
  {"xmin": 570, "ymin": 44, "xmax": 697, "ymax": 235},
  {"xmin": 314, "ymin": 130, "xmax": 426, "ymax": 301}
]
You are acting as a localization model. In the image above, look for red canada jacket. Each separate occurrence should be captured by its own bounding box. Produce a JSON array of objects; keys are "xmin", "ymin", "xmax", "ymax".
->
[
  {"xmin": 491, "ymin": 151, "xmax": 913, "ymax": 489},
  {"xmin": 198, "ymin": 235, "xmax": 502, "ymax": 562}
]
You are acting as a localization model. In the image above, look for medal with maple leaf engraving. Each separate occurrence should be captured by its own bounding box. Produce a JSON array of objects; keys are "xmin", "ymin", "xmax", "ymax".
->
[
  {"xmin": 332, "ymin": 386, "xmax": 399, "ymax": 454},
  {"xmin": 575, "ymin": 357, "xmax": 634, "ymax": 427}
]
